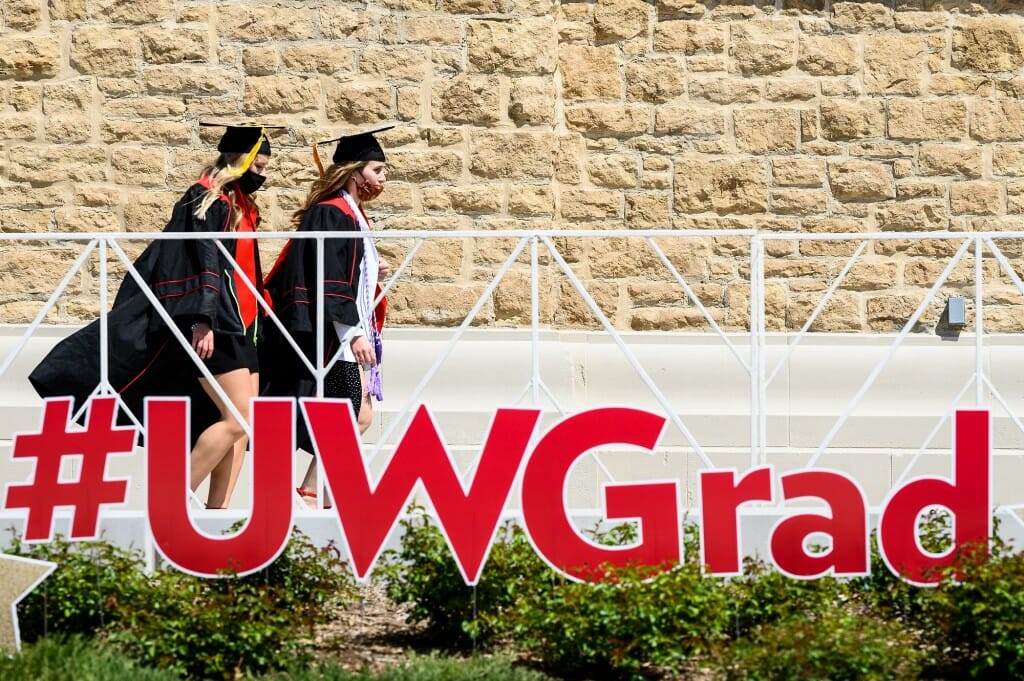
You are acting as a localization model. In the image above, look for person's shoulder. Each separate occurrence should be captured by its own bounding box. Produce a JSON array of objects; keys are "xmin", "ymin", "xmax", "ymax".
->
[
  {"xmin": 302, "ymin": 200, "xmax": 356, "ymax": 229},
  {"xmin": 166, "ymin": 180, "xmax": 229, "ymax": 232},
  {"xmin": 181, "ymin": 181, "xmax": 210, "ymax": 201},
  {"xmin": 172, "ymin": 181, "xmax": 222, "ymax": 212},
  {"xmin": 167, "ymin": 182, "xmax": 202, "ymax": 211},
  {"xmin": 316, "ymin": 195, "xmax": 356, "ymax": 213}
]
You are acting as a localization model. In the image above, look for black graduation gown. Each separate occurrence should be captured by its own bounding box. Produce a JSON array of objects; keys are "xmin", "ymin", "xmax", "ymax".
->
[
  {"xmin": 260, "ymin": 200, "xmax": 366, "ymax": 452},
  {"xmin": 29, "ymin": 183, "xmax": 258, "ymax": 444}
]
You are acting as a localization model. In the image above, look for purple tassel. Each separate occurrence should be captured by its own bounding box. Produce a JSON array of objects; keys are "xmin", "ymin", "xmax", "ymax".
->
[{"xmin": 367, "ymin": 366, "xmax": 383, "ymax": 401}]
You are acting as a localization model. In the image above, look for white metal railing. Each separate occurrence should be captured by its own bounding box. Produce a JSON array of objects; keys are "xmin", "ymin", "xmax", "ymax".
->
[{"xmin": 1, "ymin": 229, "xmax": 1023, "ymax": 527}]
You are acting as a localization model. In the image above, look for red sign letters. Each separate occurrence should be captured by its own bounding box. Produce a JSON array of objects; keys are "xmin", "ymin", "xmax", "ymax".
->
[{"xmin": 6, "ymin": 398, "xmax": 991, "ymax": 586}]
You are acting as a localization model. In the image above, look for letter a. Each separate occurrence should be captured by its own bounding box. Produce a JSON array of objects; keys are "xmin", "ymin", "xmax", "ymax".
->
[{"xmin": 770, "ymin": 470, "xmax": 869, "ymax": 578}]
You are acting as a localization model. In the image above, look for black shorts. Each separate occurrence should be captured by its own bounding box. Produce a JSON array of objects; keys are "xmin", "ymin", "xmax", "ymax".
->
[
  {"xmin": 191, "ymin": 325, "xmax": 259, "ymax": 378},
  {"xmin": 324, "ymin": 360, "xmax": 363, "ymax": 419}
]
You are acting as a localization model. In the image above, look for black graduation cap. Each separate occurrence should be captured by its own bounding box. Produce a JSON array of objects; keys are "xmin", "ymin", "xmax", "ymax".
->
[
  {"xmin": 321, "ymin": 125, "xmax": 395, "ymax": 164},
  {"xmin": 200, "ymin": 121, "xmax": 285, "ymax": 156}
]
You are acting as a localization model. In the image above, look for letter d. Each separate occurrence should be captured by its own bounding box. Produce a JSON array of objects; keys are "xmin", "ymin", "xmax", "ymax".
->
[{"xmin": 879, "ymin": 410, "xmax": 990, "ymax": 585}]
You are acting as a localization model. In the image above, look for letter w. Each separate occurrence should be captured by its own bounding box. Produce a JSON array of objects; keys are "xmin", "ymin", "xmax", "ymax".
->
[{"xmin": 303, "ymin": 401, "xmax": 541, "ymax": 584}]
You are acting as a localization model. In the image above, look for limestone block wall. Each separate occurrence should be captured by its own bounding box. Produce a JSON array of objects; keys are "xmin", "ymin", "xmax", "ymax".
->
[{"xmin": 1, "ymin": 0, "xmax": 1024, "ymax": 332}]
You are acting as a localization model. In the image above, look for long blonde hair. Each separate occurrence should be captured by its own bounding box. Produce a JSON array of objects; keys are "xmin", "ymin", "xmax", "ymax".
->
[
  {"xmin": 291, "ymin": 161, "xmax": 365, "ymax": 228},
  {"xmin": 194, "ymin": 152, "xmax": 260, "ymax": 231}
]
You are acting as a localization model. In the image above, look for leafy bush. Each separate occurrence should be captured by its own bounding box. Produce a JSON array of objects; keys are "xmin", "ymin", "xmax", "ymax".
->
[
  {"xmin": 925, "ymin": 538, "xmax": 1024, "ymax": 680},
  {"xmin": 499, "ymin": 561, "xmax": 730, "ymax": 679},
  {"xmin": 847, "ymin": 513, "xmax": 949, "ymax": 628},
  {"xmin": 6, "ymin": 533, "xmax": 150, "ymax": 642},
  {"xmin": 14, "ymin": 510, "xmax": 1024, "ymax": 681},
  {"xmin": 1, "ymin": 640, "xmax": 552, "ymax": 681},
  {"xmin": 844, "ymin": 513, "xmax": 1019, "ymax": 678},
  {"xmin": 378, "ymin": 507, "xmax": 551, "ymax": 648},
  {"xmin": 108, "ymin": 568, "xmax": 310, "ymax": 678},
  {"xmin": 711, "ymin": 610, "xmax": 925, "ymax": 681},
  {"xmin": 724, "ymin": 558, "xmax": 843, "ymax": 639},
  {"xmin": 264, "ymin": 653, "xmax": 556, "ymax": 680},
  {"xmin": 106, "ymin": 529, "xmax": 356, "ymax": 680},
  {"xmin": 259, "ymin": 527, "xmax": 358, "ymax": 626},
  {"xmin": 7, "ymin": 529, "xmax": 358, "ymax": 679},
  {"xmin": 485, "ymin": 522, "xmax": 726, "ymax": 678},
  {"xmin": 0, "ymin": 635, "xmax": 178, "ymax": 681}
]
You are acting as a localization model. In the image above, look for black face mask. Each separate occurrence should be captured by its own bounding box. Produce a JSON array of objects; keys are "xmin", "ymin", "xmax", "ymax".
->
[{"xmin": 236, "ymin": 170, "xmax": 266, "ymax": 195}]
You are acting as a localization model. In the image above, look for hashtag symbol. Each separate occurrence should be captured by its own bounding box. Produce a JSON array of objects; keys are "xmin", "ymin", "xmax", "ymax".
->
[{"xmin": 4, "ymin": 397, "xmax": 136, "ymax": 542}]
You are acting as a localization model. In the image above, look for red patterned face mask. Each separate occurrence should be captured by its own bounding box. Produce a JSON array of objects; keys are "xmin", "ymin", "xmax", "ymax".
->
[{"xmin": 356, "ymin": 179, "xmax": 383, "ymax": 202}]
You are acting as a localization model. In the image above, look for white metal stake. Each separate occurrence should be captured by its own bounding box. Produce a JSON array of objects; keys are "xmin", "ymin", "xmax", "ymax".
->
[
  {"xmin": 975, "ymin": 236, "xmax": 984, "ymax": 407},
  {"xmin": 531, "ymin": 236, "xmax": 540, "ymax": 407},
  {"xmin": 750, "ymin": 235, "xmax": 761, "ymax": 469},
  {"xmin": 99, "ymin": 240, "xmax": 108, "ymax": 392}
]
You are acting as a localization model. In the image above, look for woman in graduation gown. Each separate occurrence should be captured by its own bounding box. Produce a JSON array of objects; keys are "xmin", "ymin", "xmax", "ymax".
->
[
  {"xmin": 261, "ymin": 127, "xmax": 391, "ymax": 507},
  {"xmin": 30, "ymin": 123, "xmax": 276, "ymax": 509}
]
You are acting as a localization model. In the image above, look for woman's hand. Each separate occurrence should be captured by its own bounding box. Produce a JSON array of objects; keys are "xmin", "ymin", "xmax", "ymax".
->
[
  {"xmin": 351, "ymin": 334, "xmax": 375, "ymax": 367},
  {"xmin": 191, "ymin": 322, "xmax": 213, "ymax": 360},
  {"xmin": 378, "ymin": 258, "xmax": 392, "ymax": 280}
]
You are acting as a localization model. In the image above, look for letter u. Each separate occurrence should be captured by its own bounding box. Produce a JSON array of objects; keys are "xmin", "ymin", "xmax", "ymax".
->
[{"xmin": 145, "ymin": 398, "xmax": 294, "ymax": 577}]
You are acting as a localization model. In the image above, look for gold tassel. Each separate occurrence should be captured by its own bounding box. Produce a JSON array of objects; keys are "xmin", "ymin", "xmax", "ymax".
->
[
  {"xmin": 312, "ymin": 142, "xmax": 325, "ymax": 178},
  {"xmin": 227, "ymin": 127, "xmax": 265, "ymax": 177}
]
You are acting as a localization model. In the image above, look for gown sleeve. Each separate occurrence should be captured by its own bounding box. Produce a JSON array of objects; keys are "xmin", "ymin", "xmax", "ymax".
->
[{"xmin": 150, "ymin": 185, "xmax": 231, "ymax": 328}]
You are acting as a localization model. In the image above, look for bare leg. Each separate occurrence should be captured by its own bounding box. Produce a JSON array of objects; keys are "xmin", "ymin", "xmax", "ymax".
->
[
  {"xmin": 206, "ymin": 371, "xmax": 259, "ymax": 509},
  {"xmin": 300, "ymin": 369, "xmax": 371, "ymax": 507},
  {"xmin": 356, "ymin": 380, "xmax": 373, "ymax": 434},
  {"xmin": 192, "ymin": 368, "xmax": 254, "ymax": 499}
]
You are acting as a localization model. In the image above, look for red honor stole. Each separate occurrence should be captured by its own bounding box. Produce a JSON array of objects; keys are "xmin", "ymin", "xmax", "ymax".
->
[
  {"xmin": 198, "ymin": 175, "xmax": 260, "ymax": 327},
  {"xmin": 233, "ymin": 192, "xmax": 259, "ymax": 327},
  {"xmin": 321, "ymin": 196, "xmax": 388, "ymax": 331}
]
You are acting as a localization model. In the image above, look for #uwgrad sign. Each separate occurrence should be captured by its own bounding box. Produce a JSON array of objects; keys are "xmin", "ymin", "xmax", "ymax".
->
[{"xmin": 4, "ymin": 396, "xmax": 991, "ymax": 589}]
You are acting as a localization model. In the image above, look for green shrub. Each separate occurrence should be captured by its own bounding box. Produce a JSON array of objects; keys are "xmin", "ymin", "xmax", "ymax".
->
[
  {"xmin": 847, "ymin": 515, "xmax": 949, "ymax": 629},
  {"xmin": 845, "ymin": 514, "xmax": 1011, "ymax": 678},
  {"xmin": 724, "ymin": 558, "xmax": 844, "ymax": 639},
  {"xmin": 257, "ymin": 527, "xmax": 358, "ymax": 627},
  {"xmin": 107, "ymin": 569, "xmax": 307, "ymax": 678},
  {"xmin": 7, "ymin": 529, "xmax": 358, "ymax": 679},
  {"xmin": 847, "ymin": 538, "xmax": 936, "ymax": 628},
  {"xmin": 264, "ymin": 653, "xmax": 555, "ymax": 680},
  {"xmin": 0, "ymin": 635, "xmax": 179, "ymax": 680},
  {"xmin": 0, "ymin": 641, "xmax": 554, "ymax": 681},
  {"xmin": 500, "ymin": 520, "xmax": 724, "ymax": 678},
  {"xmin": 106, "ymin": 529, "xmax": 356, "ymax": 680},
  {"xmin": 712, "ymin": 610, "xmax": 925, "ymax": 681},
  {"xmin": 381, "ymin": 512, "xmax": 735, "ymax": 677},
  {"xmin": 926, "ymin": 538, "xmax": 1024, "ymax": 680},
  {"xmin": 499, "ymin": 561, "xmax": 730, "ymax": 679},
  {"xmin": 378, "ymin": 508, "xmax": 551, "ymax": 648},
  {"xmin": 6, "ymin": 533, "xmax": 150, "ymax": 642}
]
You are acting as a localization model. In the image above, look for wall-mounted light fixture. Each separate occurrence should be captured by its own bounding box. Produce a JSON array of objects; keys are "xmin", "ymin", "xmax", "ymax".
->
[{"xmin": 946, "ymin": 296, "xmax": 966, "ymax": 328}]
